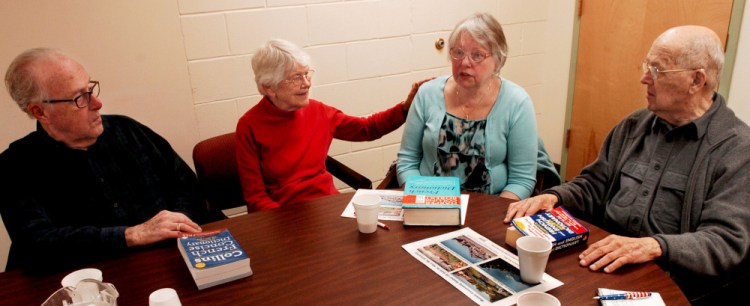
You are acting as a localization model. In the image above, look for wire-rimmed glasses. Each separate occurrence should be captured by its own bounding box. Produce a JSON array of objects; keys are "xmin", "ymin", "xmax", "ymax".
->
[
  {"xmin": 449, "ymin": 48, "xmax": 490, "ymax": 63},
  {"xmin": 283, "ymin": 70, "xmax": 315, "ymax": 86},
  {"xmin": 641, "ymin": 62, "xmax": 702, "ymax": 80}
]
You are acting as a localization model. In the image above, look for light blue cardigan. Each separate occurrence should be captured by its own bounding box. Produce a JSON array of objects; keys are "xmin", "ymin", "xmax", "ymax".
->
[{"xmin": 397, "ymin": 75, "xmax": 546, "ymax": 199}]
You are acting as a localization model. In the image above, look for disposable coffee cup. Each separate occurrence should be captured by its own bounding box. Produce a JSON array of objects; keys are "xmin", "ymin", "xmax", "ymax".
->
[
  {"xmin": 61, "ymin": 268, "xmax": 103, "ymax": 288},
  {"xmin": 352, "ymin": 194, "xmax": 381, "ymax": 234},
  {"xmin": 149, "ymin": 288, "xmax": 182, "ymax": 306},
  {"xmin": 516, "ymin": 291, "xmax": 561, "ymax": 306},
  {"xmin": 516, "ymin": 236, "xmax": 553, "ymax": 284}
]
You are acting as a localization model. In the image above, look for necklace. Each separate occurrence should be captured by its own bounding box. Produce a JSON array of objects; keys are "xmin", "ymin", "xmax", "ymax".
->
[{"xmin": 456, "ymin": 79, "xmax": 495, "ymax": 120}]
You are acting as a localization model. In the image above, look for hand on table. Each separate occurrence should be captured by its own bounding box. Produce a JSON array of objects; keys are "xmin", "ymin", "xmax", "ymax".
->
[
  {"xmin": 125, "ymin": 210, "xmax": 202, "ymax": 247},
  {"xmin": 578, "ymin": 234, "xmax": 663, "ymax": 273},
  {"xmin": 503, "ymin": 194, "xmax": 558, "ymax": 223}
]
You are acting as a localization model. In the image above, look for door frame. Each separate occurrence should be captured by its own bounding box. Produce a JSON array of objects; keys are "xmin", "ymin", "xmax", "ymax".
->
[{"xmin": 559, "ymin": 0, "xmax": 746, "ymax": 179}]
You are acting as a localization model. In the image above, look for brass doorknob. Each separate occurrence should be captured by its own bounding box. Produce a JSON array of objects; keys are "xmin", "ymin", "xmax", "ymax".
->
[{"xmin": 435, "ymin": 38, "xmax": 445, "ymax": 50}]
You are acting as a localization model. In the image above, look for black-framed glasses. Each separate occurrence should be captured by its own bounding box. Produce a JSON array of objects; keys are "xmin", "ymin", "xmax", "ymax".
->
[
  {"xmin": 641, "ymin": 62, "xmax": 702, "ymax": 80},
  {"xmin": 42, "ymin": 80, "xmax": 100, "ymax": 109},
  {"xmin": 450, "ymin": 48, "xmax": 490, "ymax": 63},
  {"xmin": 282, "ymin": 70, "xmax": 315, "ymax": 86}
]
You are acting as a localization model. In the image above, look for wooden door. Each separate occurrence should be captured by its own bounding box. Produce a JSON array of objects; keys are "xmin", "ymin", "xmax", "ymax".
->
[{"xmin": 565, "ymin": 0, "xmax": 733, "ymax": 181}]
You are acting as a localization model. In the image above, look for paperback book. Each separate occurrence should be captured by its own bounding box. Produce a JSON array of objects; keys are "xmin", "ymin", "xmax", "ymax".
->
[
  {"xmin": 402, "ymin": 176, "xmax": 462, "ymax": 226},
  {"xmin": 510, "ymin": 206, "xmax": 590, "ymax": 252},
  {"xmin": 177, "ymin": 228, "xmax": 253, "ymax": 290},
  {"xmin": 402, "ymin": 227, "xmax": 562, "ymax": 305}
]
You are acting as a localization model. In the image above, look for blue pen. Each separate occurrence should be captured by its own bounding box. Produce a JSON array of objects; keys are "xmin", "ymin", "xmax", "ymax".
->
[{"xmin": 594, "ymin": 292, "xmax": 652, "ymax": 300}]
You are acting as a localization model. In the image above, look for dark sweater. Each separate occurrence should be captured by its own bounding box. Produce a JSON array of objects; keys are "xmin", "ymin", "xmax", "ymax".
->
[{"xmin": 0, "ymin": 115, "xmax": 210, "ymax": 273}]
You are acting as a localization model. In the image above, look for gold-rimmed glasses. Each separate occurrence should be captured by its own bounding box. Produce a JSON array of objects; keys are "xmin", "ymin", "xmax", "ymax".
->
[
  {"xmin": 642, "ymin": 62, "xmax": 702, "ymax": 80},
  {"xmin": 283, "ymin": 70, "xmax": 315, "ymax": 86}
]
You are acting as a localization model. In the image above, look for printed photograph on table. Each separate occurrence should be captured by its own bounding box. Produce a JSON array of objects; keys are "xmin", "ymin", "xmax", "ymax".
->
[
  {"xmin": 479, "ymin": 259, "xmax": 531, "ymax": 292},
  {"xmin": 418, "ymin": 244, "xmax": 468, "ymax": 272},
  {"xmin": 454, "ymin": 267, "xmax": 512, "ymax": 302},
  {"xmin": 403, "ymin": 228, "xmax": 562, "ymax": 306},
  {"xmin": 440, "ymin": 235, "xmax": 496, "ymax": 263},
  {"xmin": 378, "ymin": 194, "xmax": 404, "ymax": 217},
  {"xmin": 442, "ymin": 235, "xmax": 529, "ymax": 298}
]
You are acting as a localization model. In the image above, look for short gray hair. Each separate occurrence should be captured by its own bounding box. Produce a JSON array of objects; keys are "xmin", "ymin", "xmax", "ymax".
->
[
  {"xmin": 5, "ymin": 47, "xmax": 64, "ymax": 117},
  {"xmin": 674, "ymin": 31, "xmax": 724, "ymax": 91},
  {"xmin": 251, "ymin": 39, "xmax": 311, "ymax": 96},
  {"xmin": 447, "ymin": 13, "xmax": 508, "ymax": 75}
]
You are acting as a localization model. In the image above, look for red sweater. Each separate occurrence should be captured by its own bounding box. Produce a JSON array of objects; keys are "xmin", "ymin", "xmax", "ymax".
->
[{"xmin": 236, "ymin": 97, "xmax": 406, "ymax": 211}]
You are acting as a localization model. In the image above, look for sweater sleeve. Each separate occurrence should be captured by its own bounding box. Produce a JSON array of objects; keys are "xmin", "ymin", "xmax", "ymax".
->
[
  {"xmin": 501, "ymin": 95, "xmax": 539, "ymax": 199},
  {"xmin": 329, "ymin": 102, "xmax": 406, "ymax": 141},
  {"xmin": 551, "ymin": 135, "xmax": 614, "ymax": 222},
  {"xmin": 235, "ymin": 120, "xmax": 281, "ymax": 211},
  {"xmin": 0, "ymin": 194, "xmax": 129, "ymax": 272},
  {"xmin": 550, "ymin": 114, "xmax": 636, "ymax": 221}
]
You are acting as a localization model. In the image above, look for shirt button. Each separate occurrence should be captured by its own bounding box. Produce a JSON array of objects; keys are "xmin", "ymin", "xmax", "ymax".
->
[
  {"xmin": 641, "ymin": 190, "xmax": 649, "ymax": 196},
  {"xmin": 654, "ymin": 164, "xmax": 661, "ymax": 170},
  {"xmin": 631, "ymin": 217, "xmax": 641, "ymax": 225}
]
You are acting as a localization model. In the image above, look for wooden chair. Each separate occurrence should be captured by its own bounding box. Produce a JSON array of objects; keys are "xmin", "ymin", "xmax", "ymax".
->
[
  {"xmin": 532, "ymin": 162, "xmax": 562, "ymax": 196},
  {"xmin": 376, "ymin": 160, "xmax": 400, "ymax": 190},
  {"xmin": 192, "ymin": 132, "xmax": 372, "ymax": 218}
]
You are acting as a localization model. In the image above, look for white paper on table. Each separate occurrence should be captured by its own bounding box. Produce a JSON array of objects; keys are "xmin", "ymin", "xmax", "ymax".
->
[
  {"xmin": 340, "ymin": 188, "xmax": 469, "ymax": 224},
  {"xmin": 402, "ymin": 227, "xmax": 563, "ymax": 305},
  {"xmin": 596, "ymin": 288, "xmax": 666, "ymax": 306}
]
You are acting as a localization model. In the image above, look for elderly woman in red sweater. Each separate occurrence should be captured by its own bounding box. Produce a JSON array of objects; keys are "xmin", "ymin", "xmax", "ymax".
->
[{"xmin": 237, "ymin": 39, "xmax": 426, "ymax": 211}]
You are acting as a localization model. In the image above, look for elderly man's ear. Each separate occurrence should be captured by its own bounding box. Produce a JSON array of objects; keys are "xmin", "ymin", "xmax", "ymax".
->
[
  {"xmin": 693, "ymin": 70, "xmax": 706, "ymax": 86},
  {"xmin": 690, "ymin": 70, "xmax": 707, "ymax": 93},
  {"xmin": 28, "ymin": 104, "xmax": 47, "ymax": 121}
]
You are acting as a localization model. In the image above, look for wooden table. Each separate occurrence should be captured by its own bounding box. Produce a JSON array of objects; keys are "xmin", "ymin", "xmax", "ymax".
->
[{"xmin": 0, "ymin": 192, "xmax": 689, "ymax": 305}]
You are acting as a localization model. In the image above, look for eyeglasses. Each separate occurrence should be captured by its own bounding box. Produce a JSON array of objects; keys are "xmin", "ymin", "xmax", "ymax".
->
[
  {"xmin": 42, "ymin": 81, "xmax": 100, "ymax": 109},
  {"xmin": 450, "ymin": 48, "xmax": 490, "ymax": 63},
  {"xmin": 282, "ymin": 70, "xmax": 315, "ymax": 86},
  {"xmin": 641, "ymin": 62, "xmax": 702, "ymax": 80}
]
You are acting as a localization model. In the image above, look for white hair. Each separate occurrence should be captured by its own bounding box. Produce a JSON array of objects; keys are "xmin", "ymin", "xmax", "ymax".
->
[{"xmin": 251, "ymin": 39, "xmax": 311, "ymax": 96}]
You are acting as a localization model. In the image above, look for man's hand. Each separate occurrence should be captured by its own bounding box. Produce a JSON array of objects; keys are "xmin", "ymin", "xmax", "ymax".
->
[
  {"xmin": 125, "ymin": 210, "xmax": 202, "ymax": 247},
  {"xmin": 503, "ymin": 194, "xmax": 557, "ymax": 223},
  {"xmin": 578, "ymin": 234, "xmax": 663, "ymax": 273}
]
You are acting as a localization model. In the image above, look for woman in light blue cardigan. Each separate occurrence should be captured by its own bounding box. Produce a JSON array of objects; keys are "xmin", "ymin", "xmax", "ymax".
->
[{"xmin": 397, "ymin": 13, "xmax": 558, "ymax": 200}]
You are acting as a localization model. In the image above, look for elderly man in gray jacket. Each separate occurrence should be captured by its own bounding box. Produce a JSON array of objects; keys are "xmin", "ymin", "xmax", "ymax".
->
[{"xmin": 504, "ymin": 25, "xmax": 750, "ymax": 305}]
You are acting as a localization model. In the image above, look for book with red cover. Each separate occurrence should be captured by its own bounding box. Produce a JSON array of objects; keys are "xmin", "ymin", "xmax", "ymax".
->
[{"xmin": 510, "ymin": 206, "xmax": 590, "ymax": 252}]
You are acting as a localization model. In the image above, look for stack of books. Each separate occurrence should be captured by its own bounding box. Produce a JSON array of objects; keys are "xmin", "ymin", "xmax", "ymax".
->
[
  {"xmin": 402, "ymin": 176, "xmax": 462, "ymax": 226},
  {"xmin": 177, "ymin": 228, "xmax": 253, "ymax": 290}
]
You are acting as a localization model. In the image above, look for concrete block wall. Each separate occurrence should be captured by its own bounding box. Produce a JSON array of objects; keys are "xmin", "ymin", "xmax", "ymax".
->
[
  {"xmin": 0, "ymin": 0, "xmax": 573, "ymax": 272},
  {"xmin": 178, "ymin": 0, "xmax": 558, "ymax": 189}
]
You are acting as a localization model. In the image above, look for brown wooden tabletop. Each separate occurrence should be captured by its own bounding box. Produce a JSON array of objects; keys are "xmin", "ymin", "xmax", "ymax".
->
[{"xmin": 0, "ymin": 192, "xmax": 689, "ymax": 305}]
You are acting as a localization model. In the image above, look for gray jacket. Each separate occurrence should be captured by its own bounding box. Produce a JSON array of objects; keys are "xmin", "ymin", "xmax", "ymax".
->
[{"xmin": 548, "ymin": 94, "xmax": 750, "ymax": 300}]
